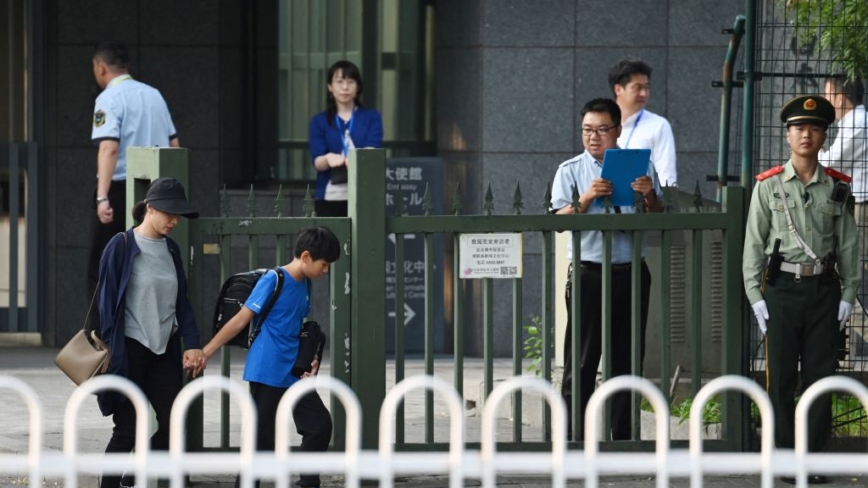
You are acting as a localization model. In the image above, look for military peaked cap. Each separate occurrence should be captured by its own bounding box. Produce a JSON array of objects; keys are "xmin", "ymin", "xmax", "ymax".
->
[{"xmin": 779, "ymin": 95, "xmax": 835, "ymax": 128}]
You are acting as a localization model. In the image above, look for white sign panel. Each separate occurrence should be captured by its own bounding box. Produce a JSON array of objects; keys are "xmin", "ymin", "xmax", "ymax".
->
[{"xmin": 459, "ymin": 233, "xmax": 523, "ymax": 279}]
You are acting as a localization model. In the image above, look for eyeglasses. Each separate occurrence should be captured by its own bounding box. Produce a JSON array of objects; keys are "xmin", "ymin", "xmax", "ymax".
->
[{"xmin": 581, "ymin": 125, "xmax": 618, "ymax": 136}]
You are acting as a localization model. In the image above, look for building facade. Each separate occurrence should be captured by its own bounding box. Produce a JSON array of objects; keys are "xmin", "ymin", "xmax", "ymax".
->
[{"xmin": 1, "ymin": 0, "xmax": 744, "ymax": 350}]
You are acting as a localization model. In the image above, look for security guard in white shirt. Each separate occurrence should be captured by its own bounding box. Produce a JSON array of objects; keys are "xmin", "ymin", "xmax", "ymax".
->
[{"xmin": 88, "ymin": 40, "xmax": 179, "ymax": 304}]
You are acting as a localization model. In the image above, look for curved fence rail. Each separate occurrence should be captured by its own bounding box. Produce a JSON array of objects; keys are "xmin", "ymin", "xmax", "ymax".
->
[{"xmin": 1, "ymin": 374, "xmax": 867, "ymax": 488}]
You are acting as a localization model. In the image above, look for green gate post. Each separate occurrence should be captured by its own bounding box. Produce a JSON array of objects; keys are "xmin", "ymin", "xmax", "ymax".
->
[
  {"xmin": 125, "ymin": 147, "xmax": 203, "ymax": 451},
  {"xmin": 348, "ymin": 148, "xmax": 387, "ymax": 450}
]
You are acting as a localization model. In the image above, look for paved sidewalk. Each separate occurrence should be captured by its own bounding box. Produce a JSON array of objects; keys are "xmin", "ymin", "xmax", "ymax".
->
[{"xmin": 0, "ymin": 347, "xmax": 865, "ymax": 487}]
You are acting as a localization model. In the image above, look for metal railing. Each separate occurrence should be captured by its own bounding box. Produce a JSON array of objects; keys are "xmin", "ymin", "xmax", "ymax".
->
[{"xmin": 2, "ymin": 374, "xmax": 868, "ymax": 488}]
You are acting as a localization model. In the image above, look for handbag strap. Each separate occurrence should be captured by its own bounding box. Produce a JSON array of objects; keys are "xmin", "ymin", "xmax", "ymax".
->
[{"xmin": 85, "ymin": 231, "xmax": 129, "ymax": 334}]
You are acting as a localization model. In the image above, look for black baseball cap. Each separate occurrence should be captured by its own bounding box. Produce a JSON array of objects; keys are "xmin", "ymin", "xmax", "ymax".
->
[{"xmin": 144, "ymin": 178, "xmax": 199, "ymax": 218}]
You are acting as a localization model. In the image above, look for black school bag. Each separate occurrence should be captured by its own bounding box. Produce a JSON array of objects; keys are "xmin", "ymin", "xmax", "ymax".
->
[{"xmin": 212, "ymin": 267, "xmax": 284, "ymax": 349}]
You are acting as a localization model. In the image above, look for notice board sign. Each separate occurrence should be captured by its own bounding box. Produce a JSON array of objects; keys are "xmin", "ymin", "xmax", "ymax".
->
[
  {"xmin": 459, "ymin": 233, "xmax": 523, "ymax": 279},
  {"xmin": 385, "ymin": 157, "xmax": 444, "ymax": 355}
]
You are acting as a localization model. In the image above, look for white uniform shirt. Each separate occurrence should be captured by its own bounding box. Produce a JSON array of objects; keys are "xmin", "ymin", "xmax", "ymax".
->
[
  {"xmin": 550, "ymin": 150, "xmax": 661, "ymax": 262},
  {"xmin": 819, "ymin": 104, "xmax": 868, "ymax": 202},
  {"xmin": 617, "ymin": 109, "xmax": 677, "ymax": 188},
  {"xmin": 91, "ymin": 74, "xmax": 177, "ymax": 181}
]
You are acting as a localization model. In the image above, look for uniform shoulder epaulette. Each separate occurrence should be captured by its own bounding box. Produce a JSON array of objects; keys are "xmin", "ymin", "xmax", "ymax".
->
[
  {"xmin": 823, "ymin": 166, "xmax": 852, "ymax": 183},
  {"xmin": 755, "ymin": 166, "xmax": 784, "ymax": 181}
]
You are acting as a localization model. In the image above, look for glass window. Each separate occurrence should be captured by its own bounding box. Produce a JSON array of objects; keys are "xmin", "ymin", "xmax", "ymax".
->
[{"xmin": 273, "ymin": 0, "xmax": 435, "ymax": 183}]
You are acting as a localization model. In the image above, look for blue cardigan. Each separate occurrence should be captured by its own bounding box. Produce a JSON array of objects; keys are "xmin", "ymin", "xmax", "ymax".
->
[
  {"xmin": 96, "ymin": 228, "xmax": 201, "ymax": 416},
  {"xmin": 308, "ymin": 107, "xmax": 383, "ymax": 200}
]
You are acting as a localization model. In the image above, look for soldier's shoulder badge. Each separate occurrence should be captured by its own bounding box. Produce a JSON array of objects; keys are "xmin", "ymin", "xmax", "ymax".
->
[
  {"xmin": 755, "ymin": 166, "xmax": 784, "ymax": 181},
  {"xmin": 93, "ymin": 110, "xmax": 106, "ymax": 128},
  {"xmin": 823, "ymin": 166, "xmax": 852, "ymax": 184}
]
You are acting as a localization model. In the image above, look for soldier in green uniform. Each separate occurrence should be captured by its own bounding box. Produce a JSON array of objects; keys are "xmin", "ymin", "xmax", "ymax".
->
[{"xmin": 743, "ymin": 95, "xmax": 860, "ymax": 485}]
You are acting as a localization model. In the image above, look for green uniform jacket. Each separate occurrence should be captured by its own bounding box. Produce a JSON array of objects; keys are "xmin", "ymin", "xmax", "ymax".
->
[{"xmin": 742, "ymin": 160, "xmax": 860, "ymax": 305}]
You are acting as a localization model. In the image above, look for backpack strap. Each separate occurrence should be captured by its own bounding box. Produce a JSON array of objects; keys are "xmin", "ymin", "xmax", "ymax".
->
[
  {"xmin": 86, "ymin": 231, "xmax": 129, "ymax": 337},
  {"xmin": 254, "ymin": 267, "xmax": 285, "ymax": 331}
]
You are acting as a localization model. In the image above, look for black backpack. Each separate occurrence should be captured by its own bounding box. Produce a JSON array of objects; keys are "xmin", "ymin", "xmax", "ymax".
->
[{"xmin": 212, "ymin": 267, "xmax": 284, "ymax": 349}]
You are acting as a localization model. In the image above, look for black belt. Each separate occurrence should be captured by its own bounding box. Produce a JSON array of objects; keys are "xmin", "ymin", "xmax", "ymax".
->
[{"xmin": 579, "ymin": 261, "xmax": 634, "ymax": 271}]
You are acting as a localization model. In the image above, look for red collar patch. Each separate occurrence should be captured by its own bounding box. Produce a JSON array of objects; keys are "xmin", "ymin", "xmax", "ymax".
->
[
  {"xmin": 755, "ymin": 166, "xmax": 784, "ymax": 181},
  {"xmin": 823, "ymin": 166, "xmax": 852, "ymax": 183}
]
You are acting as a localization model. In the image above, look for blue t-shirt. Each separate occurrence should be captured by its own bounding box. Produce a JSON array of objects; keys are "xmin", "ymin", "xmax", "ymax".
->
[{"xmin": 242, "ymin": 268, "xmax": 311, "ymax": 388}]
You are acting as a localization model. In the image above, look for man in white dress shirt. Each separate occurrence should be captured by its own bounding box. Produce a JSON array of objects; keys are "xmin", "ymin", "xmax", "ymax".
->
[
  {"xmin": 609, "ymin": 57, "xmax": 678, "ymax": 187},
  {"xmin": 820, "ymin": 77, "xmax": 867, "ymax": 331}
]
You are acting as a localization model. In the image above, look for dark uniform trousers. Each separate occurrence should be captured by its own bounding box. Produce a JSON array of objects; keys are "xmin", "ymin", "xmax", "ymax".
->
[
  {"xmin": 561, "ymin": 260, "xmax": 651, "ymax": 440},
  {"xmin": 88, "ymin": 180, "xmax": 127, "ymax": 328},
  {"xmin": 764, "ymin": 271, "xmax": 840, "ymax": 452}
]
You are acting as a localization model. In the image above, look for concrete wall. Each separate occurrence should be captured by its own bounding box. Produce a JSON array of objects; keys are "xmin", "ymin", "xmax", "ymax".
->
[{"xmin": 436, "ymin": 0, "xmax": 745, "ymax": 356}]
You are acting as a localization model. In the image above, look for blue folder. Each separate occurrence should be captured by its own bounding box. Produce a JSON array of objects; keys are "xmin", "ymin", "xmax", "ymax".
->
[{"xmin": 595, "ymin": 148, "xmax": 652, "ymax": 207}]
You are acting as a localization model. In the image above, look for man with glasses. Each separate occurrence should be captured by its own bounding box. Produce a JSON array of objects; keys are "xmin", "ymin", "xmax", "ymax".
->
[
  {"xmin": 610, "ymin": 57, "xmax": 677, "ymax": 188},
  {"xmin": 551, "ymin": 98, "xmax": 661, "ymax": 441}
]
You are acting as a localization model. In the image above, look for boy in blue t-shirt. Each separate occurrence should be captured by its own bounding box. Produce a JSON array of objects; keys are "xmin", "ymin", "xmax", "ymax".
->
[{"xmin": 201, "ymin": 226, "xmax": 341, "ymax": 488}]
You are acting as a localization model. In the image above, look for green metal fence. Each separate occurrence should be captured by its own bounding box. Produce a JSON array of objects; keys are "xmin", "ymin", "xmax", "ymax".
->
[{"xmin": 182, "ymin": 149, "xmax": 749, "ymax": 453}]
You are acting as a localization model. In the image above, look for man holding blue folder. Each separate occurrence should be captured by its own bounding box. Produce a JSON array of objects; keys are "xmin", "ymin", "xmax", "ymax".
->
[{"xmin": 551, "ymin": 98, "xmax": 662, "ymax": 441}]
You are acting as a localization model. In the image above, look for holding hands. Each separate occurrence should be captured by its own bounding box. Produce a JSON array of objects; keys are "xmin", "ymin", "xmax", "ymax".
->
[{"xmin": 183, "ymin": 349, "xmax": 207, "ymax": 378}]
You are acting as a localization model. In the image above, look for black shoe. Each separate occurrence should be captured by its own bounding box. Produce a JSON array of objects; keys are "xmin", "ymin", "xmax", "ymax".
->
[{"xmin": 779, "ymin": 475, "xmax": 829, "ymax": 485}]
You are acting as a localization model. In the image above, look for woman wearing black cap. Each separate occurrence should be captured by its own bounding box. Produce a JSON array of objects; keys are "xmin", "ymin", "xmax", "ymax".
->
[{"xmin": 95, "ymin": 177, "xmax": 205, "ymax": 488}]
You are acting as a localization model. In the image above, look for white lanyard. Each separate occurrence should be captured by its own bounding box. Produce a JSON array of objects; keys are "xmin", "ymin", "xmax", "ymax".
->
[
  {"xmin": 773, "ymin": 175, "xmax": 821, "ymax": 265},
  {"xmin": 624, "ymin": 109, "xmax": 644, "ymax": 148}
]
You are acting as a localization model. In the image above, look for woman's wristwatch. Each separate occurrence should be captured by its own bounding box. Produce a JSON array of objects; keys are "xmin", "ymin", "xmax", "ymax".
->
[{"xmin": 95, "ymin": 196, "xmax": 109, "ymax": 205}]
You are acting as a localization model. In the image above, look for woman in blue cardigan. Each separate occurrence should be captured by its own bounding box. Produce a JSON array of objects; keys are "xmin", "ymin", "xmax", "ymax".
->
[
  {"xmin": 308, "ymin": 60, "xmax": 383, "ymax": 216},
  {"xmin": 96, "ymin": 178, "xmax": 204, "ymax": 488}
]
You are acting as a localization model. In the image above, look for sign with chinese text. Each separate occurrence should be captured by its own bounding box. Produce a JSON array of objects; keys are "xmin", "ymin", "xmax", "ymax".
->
[
  {"xmin": 385, "ymin": 157, "xmax": 444, "ymax": 354},
  {"xmin": 459, "ymin": 233, "xmax": 523, "ymax": 279}
]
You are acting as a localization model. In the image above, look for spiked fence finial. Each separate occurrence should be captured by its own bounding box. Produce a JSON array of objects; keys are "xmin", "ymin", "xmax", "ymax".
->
[
  {"xmin": 302, "ymin": 184, "xmax": 314, "ymax": 217},
  {"xmin": 219, "ymin": 184, "xmax": 231, "ymax": 218},
  {"xmin": 274, "ymin": 184, "xmax": 284, "ymax": 217},
  {"xmin": 483, "ymin": 184, "xmax": 494, "ymax": 216},
  {"xmin": 246, "ymin": 184, "xmax": 256, "ymax": 218},
  {"xmin": 452, "ymin": 183, "xmax": 463, "ymax": 216},
  {"xmin": 513, "ymin": 183, "xmax": 523, "ymax": 215}
]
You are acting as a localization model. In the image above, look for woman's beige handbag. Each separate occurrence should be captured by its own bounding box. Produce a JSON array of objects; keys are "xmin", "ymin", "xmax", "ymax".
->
[
  {"xmin": 55, "ymin": 231, "xmax": 125, "ymax": 385},
  {"xmin": 54, "ymin": 328, "xmax": 110, "ymax": 385}
]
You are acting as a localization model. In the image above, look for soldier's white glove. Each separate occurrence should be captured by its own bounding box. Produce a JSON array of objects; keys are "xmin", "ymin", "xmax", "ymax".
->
[
  {"xmin": 752, "ymin": 300, "xmax": 769, "ymax": 335},
  {"xmin": 838, "ymin": 301, "xmax": 853, "ymax": 331}
]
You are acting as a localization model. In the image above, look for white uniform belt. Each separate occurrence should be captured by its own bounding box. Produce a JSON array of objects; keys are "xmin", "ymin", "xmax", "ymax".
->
[{"xmin": 779, "ymin": 261, "xmax": 824, "ymax": 276}]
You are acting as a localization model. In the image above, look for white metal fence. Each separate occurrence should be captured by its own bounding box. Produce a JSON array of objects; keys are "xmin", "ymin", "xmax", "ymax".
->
[{"xmin": 1, "ymin": 374, "xmax": 867, "ymax": 488}]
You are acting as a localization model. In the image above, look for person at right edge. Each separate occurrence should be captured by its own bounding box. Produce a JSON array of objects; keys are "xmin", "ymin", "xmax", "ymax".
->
[
  {"xmin": 743, "ymin": 95, "xmax": 859, "ymax": 485},
  {"xmin": 308, "ymin": 60, "xmax": 383, "ymax": 217}
]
